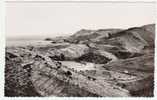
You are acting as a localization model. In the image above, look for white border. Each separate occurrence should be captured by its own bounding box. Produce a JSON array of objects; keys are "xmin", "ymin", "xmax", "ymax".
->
[
  {"xmin": 3, "ymin": 0, "xmax": 157, "ymax": 2},
  {"xmin": 0, "ymin": 0, "xmax": 156, "ymax": 100},
  {"xmin": 0, "ymin": 0, "xmax": 5, "ymax": 98}
]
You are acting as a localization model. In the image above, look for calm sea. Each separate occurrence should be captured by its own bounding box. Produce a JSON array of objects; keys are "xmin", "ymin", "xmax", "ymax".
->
[{"xmin": 6, "ymin": 39, "xmax": 52, "ymax": 47}]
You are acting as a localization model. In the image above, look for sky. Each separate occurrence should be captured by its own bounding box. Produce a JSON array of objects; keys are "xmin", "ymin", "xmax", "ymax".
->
[{"xmin": 6, "ymin": 1, "xmax": 156, "ymax": 39}]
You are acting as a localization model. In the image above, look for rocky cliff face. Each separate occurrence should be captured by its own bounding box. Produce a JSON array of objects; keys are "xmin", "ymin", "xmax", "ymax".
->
[{"xmin": 5, "ymin": 24, "xmax": 155, "ymax": 97}]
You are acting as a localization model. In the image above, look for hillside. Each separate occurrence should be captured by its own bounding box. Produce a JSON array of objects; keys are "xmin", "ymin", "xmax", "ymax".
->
[{"xmin": 5, "ymin": 24, "xmax": 155, "ymax": 97}]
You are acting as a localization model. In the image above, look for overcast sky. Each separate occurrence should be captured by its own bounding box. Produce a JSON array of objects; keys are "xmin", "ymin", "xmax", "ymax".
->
[{"xmin": 6, "ymin": 2, "xmax": 156, "ymax": 39}]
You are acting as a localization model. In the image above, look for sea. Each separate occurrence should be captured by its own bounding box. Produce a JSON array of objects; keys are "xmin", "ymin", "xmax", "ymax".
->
[{"xmin": 6, "ymin": 39, "xmax": 52, "ymax": 47}]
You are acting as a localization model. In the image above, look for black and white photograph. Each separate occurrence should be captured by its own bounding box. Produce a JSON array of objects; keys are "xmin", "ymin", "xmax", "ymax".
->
[{"xmin": 4, "ymin": 0, "xmax": 156, "ymax": 97}]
